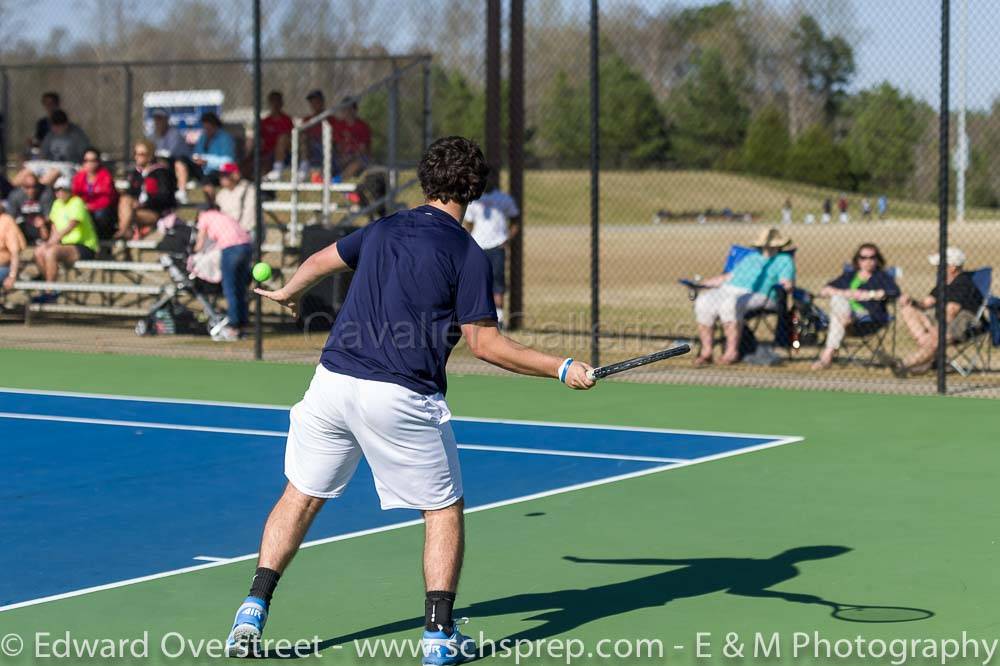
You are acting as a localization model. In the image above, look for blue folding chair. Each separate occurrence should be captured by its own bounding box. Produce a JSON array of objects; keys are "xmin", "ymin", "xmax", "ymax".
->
[
  {"xmin": 836, "ymin": 265, "xmax": 900, "ymax": 367},
  {"xmin": 948, "ymin": 267, "xmax": 993, "ymax": 376},
  {"xmin": 679, "ymin": 244, "xmax": 794, "ymax": 353}
]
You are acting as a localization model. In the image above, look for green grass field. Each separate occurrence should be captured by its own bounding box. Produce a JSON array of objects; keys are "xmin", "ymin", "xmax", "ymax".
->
[{"xmin": 2, "ymin": 349, "xmax": 998, "ymax": 664}]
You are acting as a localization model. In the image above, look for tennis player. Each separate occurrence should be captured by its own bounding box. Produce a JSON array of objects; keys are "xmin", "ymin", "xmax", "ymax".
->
[{"xmin": 225, "ymin": 136, "xmax": 594, "ymax": 663}]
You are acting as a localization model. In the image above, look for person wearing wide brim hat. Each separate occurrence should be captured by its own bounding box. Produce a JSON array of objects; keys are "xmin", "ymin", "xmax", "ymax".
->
[
  {"xmin": 751, "ymin": 227, "xmax": 795, "ymax": 252},
  {"xmin": 892, "ymin": 246, "xmax": 982, "ymax": 377},
  {"xmin": 692, "ymin": 227, "xmax": 797, "ymax": 366}
]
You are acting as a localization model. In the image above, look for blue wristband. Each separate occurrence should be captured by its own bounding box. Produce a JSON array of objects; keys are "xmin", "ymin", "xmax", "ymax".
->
[{"xmin": 558, "ymin": 358, "xmax": 574, "ymax": 383}]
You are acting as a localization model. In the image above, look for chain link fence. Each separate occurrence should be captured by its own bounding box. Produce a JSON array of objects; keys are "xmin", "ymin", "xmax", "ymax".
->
[{"xmin": 0, "ymin": 0, "xmax": 996, "ymax": 397}]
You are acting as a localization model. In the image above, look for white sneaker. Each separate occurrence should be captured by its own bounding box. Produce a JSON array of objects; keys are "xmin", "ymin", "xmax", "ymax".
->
[
  {"xmin": 264, "ymin": 168, "xmax": 282, "ymax": 181},
  {"xmin": 175, "ymin": 189, "xmax": 189, "ymax": 205}
]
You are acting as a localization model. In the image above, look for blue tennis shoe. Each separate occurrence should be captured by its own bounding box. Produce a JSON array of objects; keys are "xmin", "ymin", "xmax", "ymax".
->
[
  {"xmin": 225, "ymin": 596, "xmax": 268, "ymax": 658},
  {"xmin": 421, "ymin": 618, "xmax": 476, "ymax": 665}
]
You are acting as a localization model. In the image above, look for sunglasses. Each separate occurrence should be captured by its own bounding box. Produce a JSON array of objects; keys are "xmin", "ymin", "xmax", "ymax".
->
[{"xmin": 858, "ymin": 254, "xmax": 878, "ymax": 260}]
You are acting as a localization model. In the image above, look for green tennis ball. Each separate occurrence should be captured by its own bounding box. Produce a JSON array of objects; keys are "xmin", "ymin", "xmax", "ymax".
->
[{"xmin": 252, "ymin": 262, "xmax": 272, "ymax": 282}]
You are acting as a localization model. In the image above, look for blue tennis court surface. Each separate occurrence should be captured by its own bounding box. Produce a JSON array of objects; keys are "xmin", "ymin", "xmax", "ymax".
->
[{"xmin": 0, "ymin": 388, "xmax": 801, "ymax": 609}]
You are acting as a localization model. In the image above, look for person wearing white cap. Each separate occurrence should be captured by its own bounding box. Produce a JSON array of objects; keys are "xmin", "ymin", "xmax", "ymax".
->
[
  {"xmin": 30, "ymin": 176, "xmax": 99, "ymax": 303},
  {"xmin": 894, "ymin": 246, "xmax": 983, "ymax": 376},
  {"xmin": 693, "ymin": 227, "xmax": 796, "ymax": 365}
]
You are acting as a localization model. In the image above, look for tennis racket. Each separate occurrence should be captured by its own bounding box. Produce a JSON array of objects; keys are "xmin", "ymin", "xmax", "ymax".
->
[
  {"xmin": 586, "ymin": 344, "xmax": 691, "ymax": 380},
  {"xmin": 827, "ymin": 602, "xmax": 933, "ymax": 623}
]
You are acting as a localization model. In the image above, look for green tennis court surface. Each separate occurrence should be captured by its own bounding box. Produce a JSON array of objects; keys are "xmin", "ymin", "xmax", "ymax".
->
[{"xmin": 2, "ymin": 349, "xmax": 998, "ymax": 665}]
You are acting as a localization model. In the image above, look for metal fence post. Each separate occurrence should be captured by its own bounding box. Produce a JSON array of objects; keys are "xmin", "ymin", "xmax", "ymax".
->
[
  {"xmin": 508, "ymin": 0, "xmax": 525, "ymax": 331},
  {"xmin": 936, "ymin": 0, "xmax": 951, "ymax": 395},
  {"xmin": 422, "ymin": 58, "xmax": 433, "ymax": 150},
  {"xmin": 290, "ymin": 126, "xmax": 300, "ymax": 245},
  {"xmin": 589, "ymin": 0, "xmax": 600, "ymax": 367},
  {"xmin": 122, "ymin": 66, "xmax": 133, "ymax": 163},
  {"xmin": 0, "ymin": 68, "xmax": 8, "ymax": 168},
  {"xmin": 322, "ymin": 120, "xmax": 332, "ymax": 224},
  {"xmin": 388, "ymin": 69, "xmax": 399, "ymax": 192},
  {"xmin": 253, "ymin": 0, "xmax": 263, "ymax": 361}
]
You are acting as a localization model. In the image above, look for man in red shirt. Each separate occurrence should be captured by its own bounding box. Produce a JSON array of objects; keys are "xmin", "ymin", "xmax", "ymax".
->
[
  {"xmin": 260, "ymin": 91, "xmax": 294, "ymax": 181},
  {"xmin": 331, "ymin": 96, "xmax": 372, "ymax": 178}
]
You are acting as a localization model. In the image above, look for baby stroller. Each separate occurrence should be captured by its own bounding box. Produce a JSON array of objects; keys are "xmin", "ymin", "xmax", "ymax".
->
[{"xmin": 134, "ymin": 222, "xmax": 228, "ymax": 337}]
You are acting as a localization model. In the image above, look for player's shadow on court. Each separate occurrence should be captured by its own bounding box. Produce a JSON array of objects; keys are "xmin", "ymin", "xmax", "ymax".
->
[{"xmin": 281, "ymin": 545, "xmax": 933, "ymax": 659}]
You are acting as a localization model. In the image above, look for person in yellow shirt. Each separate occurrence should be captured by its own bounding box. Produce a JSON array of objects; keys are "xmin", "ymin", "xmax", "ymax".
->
[{"xmin": 32, "ymin": 176, "xmax": 99, "ymax": 302}]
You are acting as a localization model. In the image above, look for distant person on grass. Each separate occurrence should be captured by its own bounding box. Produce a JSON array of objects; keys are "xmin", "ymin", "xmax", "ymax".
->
[
  {"xmin": 811, "ymin": 243, "xmax": 899, "ymax": 370},
  {"xmin": 892, "ymin": 247, "xmax": 983, "ymax": 377},
  {"xmin": 463, "ymin": 175, "xmax": 519, "ymax": 329},
  {"xmin": 693, "ymin": 228, "xmax": 796, "ymax": 366},
  {"xmin": 224, "ymin": 136, "xmax": 595, "ymax": 664}
]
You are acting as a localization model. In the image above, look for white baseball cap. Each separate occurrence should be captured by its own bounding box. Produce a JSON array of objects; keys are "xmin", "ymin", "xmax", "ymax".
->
[
  {"xmin": 928, "ymin": 246, "xmax": 966, "ymax": 267},
  {"xmin": 53, "ymin": 176, "xmax": 71, "ymax": 191}
]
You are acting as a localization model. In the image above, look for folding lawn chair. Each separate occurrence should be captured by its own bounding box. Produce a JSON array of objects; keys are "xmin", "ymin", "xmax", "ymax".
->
[
  {"xmin": 948, "ymin": 267, "xmax": 993, "ymax": 377},
  {"xmin": 679, "ymin": 244, "xmax": 796, "ymax": 355},
  {"xmin": 838, "ymin": 265, "xmax": 900, "ymax": 368}
]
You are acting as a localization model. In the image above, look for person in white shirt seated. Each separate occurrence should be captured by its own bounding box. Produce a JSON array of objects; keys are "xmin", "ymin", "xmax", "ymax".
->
[
  {"xmin": 215, "ymin": 163, "xmax": 256, "ymax": 238},
  {"xmin": 463, "ymin": 178, "xmax": 520, "ymax": 327}
]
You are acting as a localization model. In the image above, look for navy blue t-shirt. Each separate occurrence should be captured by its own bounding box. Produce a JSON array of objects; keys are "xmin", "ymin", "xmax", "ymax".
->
[{"xmin": 320, "ymin": 205, "xmax": 497, "ymax": 395}]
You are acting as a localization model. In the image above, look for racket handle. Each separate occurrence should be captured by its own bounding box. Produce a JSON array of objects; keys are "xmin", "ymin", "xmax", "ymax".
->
[{"xmin": 586, "ymin": 368, "xmax": 596, "ymax": 381}]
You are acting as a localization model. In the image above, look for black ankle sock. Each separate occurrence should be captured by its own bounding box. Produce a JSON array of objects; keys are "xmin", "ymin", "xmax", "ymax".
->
[
  {"xmin": 425, "ymin": 591, "xmax": 456, "ymax": 632},
  {"xmin": 249, "ymin": 567, "xmax": 281, "ymax": 606}
]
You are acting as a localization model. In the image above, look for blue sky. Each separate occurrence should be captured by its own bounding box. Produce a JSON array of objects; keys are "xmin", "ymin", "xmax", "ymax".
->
[{"xmin": 11, "ymin": 0, "xmax": 1000, "ymax": 112}]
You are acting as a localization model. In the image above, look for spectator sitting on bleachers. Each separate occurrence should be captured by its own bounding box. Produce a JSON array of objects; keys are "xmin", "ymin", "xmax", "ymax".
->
[
  {"xmin": 298, "ymin": 89, "xmax": 333, "ymax": 179},
  {"xmin": 34, "ymin": 110, "xmax": 90, "ymax": 184},
  {"xmin": 216, "ymin": 162, "xmax": 256, "ymax": 237},
  {"xmin": 260, "ymin": 90, "xmax": 294, "ymax": 181},
  {"xmin": 332, "ymin": 96, "xmax": 372, "ymax": 178},
  {"xmin": 192, "ymin": 112, "xmax": 236, "ymax": 176},
  {"xmin": 26, "ymin": 91, "xmax": 61, "ymax": 153},
  {"xmin": 149, "ymin": 108, "xmax": 196, "ymax": 204},
  {"xmin": 116, "ymin": 140, "xmax": 176, "ymax": 240},
  {"xmin": 4, "ymin": 171, "xmax": 54, "ymax": 244},
  {"xmin": 893, "ymin": 247, "xmax": 983, "ymax": 377},
  {"xmin": 0, "ymin": 211, "xmax": 27, "ymax": 291},
  {"xmin": 693, "ymin": 228, "xmax": 796, "ymax": 366},
  {"xmin": 194, "ymin": 208, "xmax": 252, "ymax": 342},
  {"xmin": 30, "ymin": 177, "xmax": 99, "ymax": 303},
  {"xmin": 71, "ymin": 148, "xmax": 118, "ymax": 240},
  {"xmin": 811, "ymin": 243, "xmax": 900, "ymax": 370},
  {"xmin": 0, "ymin": 173, "xmax": 13, "ymax": 202}
]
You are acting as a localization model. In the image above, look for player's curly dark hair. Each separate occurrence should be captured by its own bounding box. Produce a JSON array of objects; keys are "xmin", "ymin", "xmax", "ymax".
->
[{"xmin": 417, "ymin": 136, "xmax": 490, "ymax": 206}]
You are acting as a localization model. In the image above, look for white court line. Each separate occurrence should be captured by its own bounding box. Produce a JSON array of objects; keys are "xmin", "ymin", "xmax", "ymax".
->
[
  {"xmin": 457, "ymin": 443, "xmax": 684, "ymax": 464},
  {"xmin": 192, "ymin": 556, "xmax": 229, "ymax": 563},
  {"xmin": 0, "ymin": 434, "xmax": 803, "ymax": 614},
  {"xmin": 0, "ymin": 412, "xmax": 727, "ymax": 464},
  {"xmin": 0, "ymin": 412, "xmax": 286, "ymax": 438},
  {"xmin": 0, "ymin": 386, "xmax": 799, "ymax": 441}
]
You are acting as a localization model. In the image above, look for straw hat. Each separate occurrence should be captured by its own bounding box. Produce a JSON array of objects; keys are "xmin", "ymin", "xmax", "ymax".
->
[{"xmin": 752, "ymin": 227, "xmax": 794, "ymax": 250}]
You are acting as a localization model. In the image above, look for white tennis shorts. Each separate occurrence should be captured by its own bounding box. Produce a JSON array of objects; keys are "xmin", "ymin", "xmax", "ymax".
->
[{"xmin": 284, "ymin": 365, "xmax": 464, "ymax": 511}]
